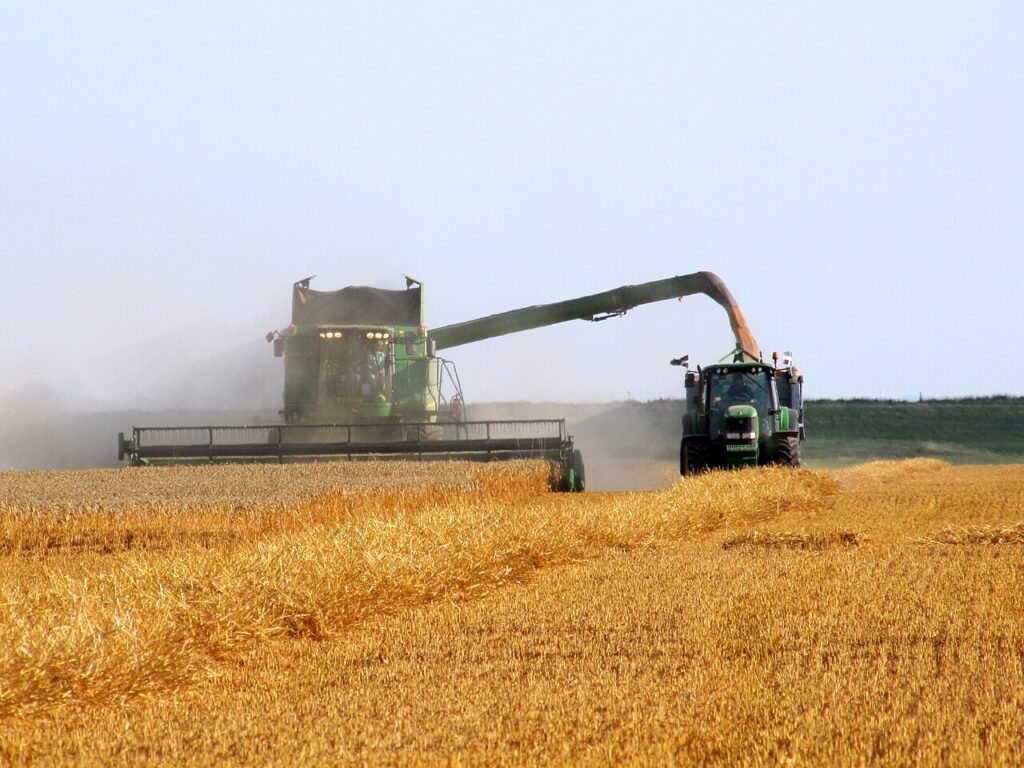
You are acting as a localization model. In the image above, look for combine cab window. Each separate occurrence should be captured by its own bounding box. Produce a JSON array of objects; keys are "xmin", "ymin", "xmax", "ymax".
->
[{"xmin": 319, "ymin": 338, "xmax": 392, "ymax": 403}]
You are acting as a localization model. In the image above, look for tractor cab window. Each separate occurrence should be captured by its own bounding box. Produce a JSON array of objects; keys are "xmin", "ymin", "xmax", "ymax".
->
[
  {"xmin": 708, "ymin": 369, "xmax": 772, "ymax": 438},
  {"xmin": 711, "ymin": 370, "xmax": 770, "ymax": 408},
  {"xmin": 319, "ymin": 337, "xmax": 392, "ymax": 403}
]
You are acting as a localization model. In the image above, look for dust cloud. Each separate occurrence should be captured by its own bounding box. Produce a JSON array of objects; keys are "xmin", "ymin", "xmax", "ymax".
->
[
  {"xmin": 1, "ymin": 275, "xmax": 687, "ymax": 477},
  {"xmin": 0, "ymin": 339, "xmax": 283, "ymax": 471},
  {"xmin": 1, "ymin": 388, "xmax": 686, "ymax": 485},
  {"xmin": 469, "ymin": 400, "xmax": 683, "ymax": 491}
]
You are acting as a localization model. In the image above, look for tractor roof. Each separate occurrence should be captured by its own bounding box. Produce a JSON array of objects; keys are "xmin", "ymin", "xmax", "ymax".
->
[{"xmin": 709, "ymin": 362, "xmax": 773, "ymax": 372}]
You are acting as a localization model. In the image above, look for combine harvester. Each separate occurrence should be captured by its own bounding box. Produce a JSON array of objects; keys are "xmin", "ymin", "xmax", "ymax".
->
[{"xmin": 118, "ymin": 271, "xmax": 802, "ymax": 487}]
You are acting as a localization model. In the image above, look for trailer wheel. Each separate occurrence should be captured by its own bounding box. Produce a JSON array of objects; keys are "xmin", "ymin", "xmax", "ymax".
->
[{"xmin": 774, "ymin": 435, "xmax": 801, "ymax": 468}]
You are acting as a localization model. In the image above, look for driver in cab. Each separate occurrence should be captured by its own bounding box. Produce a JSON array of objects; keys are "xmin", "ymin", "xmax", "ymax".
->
[{"xmin": 725, "ymin": 371, "xmax": 756, "ymax": 403}]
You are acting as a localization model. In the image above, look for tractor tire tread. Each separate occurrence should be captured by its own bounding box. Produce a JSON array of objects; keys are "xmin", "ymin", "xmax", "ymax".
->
[
  {"xmin": 682, "ymin": 439, "xmax": 709, "ymax": 476},
  {"xmin": 774, "ymin": 435, "xmax": 802, "ymax": 468}
]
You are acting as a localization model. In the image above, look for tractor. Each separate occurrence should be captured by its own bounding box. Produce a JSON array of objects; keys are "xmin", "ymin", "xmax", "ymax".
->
[{"xmin": 674, "ymin": 349, "xmax": 804, "ymax": 474}]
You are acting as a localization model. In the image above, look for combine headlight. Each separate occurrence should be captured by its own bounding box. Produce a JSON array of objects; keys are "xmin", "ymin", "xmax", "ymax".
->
[
  {"xmin": 374, "ymin": 332, "xmax": 383, "ymax": 339},
  {"xmin": 366, "ymin": 332, "xmax": 374, "ymax": 339}
]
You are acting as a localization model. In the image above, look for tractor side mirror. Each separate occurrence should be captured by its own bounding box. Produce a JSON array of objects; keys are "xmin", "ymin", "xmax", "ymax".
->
[
  {"xmin": 684, "ymin": 372, "xmax": 696, "ymax": 388},
  {"xmin": 273, "ymin": 338, "xmax": 284, "ymax": 357},
  {"xmin": 426, "ymin": 338, "xmax": 437, "ymax": 358}
]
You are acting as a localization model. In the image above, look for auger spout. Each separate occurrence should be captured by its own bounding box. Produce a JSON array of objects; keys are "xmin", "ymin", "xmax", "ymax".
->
[{"xmin": 429, "ymin": 270, "xmax": 760, "ymax": 360}]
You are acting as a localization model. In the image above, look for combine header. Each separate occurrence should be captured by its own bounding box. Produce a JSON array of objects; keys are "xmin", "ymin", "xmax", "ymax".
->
[
  {"xmin": 119, "ymin": 270, "xmax": 801, "ymax": 487},
  {"xmin": 118, "ymin": 419, "xmax": 579, "ymax": 488}
]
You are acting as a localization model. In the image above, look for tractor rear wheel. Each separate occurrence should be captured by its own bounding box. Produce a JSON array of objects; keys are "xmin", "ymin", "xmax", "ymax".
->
[
  {"xmin": 681, "ymin": 439, "xmax": 708, "ymax": 476},
  {"xmin": 774, "ymin": 435, "xmax": 802, "ymax": 468}
]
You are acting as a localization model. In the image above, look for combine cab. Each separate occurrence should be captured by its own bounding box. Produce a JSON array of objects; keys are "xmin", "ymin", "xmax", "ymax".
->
[{"xmin": 269, "ymin": 276, "xmax": 455, "ymax": 427}]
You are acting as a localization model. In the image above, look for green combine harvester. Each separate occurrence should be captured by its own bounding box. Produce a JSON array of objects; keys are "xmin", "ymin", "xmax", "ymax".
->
[{"xmin": 118, "ymin": 271, "xmax": 803, "ymax": 487}]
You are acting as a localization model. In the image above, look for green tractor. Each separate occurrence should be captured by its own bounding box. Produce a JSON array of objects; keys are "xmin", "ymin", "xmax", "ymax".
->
[{"xmin": 674, "ymin": 348, "xmax": 805, "ymax": 475}]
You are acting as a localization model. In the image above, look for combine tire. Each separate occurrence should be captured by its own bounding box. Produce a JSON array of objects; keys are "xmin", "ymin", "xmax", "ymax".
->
[
  {"xmin": 570, "ymin": 448, "xmax": 586, "ymax": 492},
  {"xmin": 681, "ymin": 439, "xmax": 708, "ymax": 476},
  {"xmin": 774, "ymin": 435, "xmax": 802, "ymax": 468}
]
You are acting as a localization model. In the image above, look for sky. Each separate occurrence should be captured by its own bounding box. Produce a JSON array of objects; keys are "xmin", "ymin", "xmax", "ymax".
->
[{"xmin": 2, "ymin": 1, "xmax": 1022, "ymax": 410}]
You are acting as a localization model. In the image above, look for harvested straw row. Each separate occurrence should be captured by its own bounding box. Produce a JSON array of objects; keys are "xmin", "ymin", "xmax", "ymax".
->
[
  {"xmin": 0, "ymin": 461, "xmax": 552, "ymax": 557},
  {"xmin": 721, "ymin": 529, "xmax": 864, "ymax": 551},
  {"xmin": 916, "ymin": 522, "xmax": 1024, "ymax": 546},
  {"xmin": 0, "ymin": 467, "xmax": 835, "ymax": 717}
]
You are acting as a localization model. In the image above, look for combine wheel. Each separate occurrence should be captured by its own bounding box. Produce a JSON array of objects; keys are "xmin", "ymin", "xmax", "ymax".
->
[
  {"xmin": 681, "ymin": 439, "xmax": 708, "ymax": 476},
  {"xmin": 570, "ymin": 448, "xmax": 586, "ymax": 492},
  {"xmin": 773, "ymin": 435, "xmax": 802, "ymax": 468}
]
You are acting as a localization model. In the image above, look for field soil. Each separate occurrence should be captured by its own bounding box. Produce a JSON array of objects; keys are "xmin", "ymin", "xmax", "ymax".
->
[{"xmin": 2, "ymin": 459, "xmax": 1023, "ymax": 765}]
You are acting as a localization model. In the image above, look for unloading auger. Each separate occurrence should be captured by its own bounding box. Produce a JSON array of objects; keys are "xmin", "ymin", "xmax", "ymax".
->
[{"xmin": 428, "ymin": 270, "xmax": 759, "ymax": 359}]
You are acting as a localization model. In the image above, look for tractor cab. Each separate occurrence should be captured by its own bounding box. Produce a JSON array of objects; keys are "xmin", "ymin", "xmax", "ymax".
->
[{"xmin": 706, "ymin": 364, "xmax": 778, "ymax": 467}]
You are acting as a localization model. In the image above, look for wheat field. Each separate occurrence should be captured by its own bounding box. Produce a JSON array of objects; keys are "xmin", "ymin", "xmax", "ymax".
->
[{"xmin": 1, "ymin": 458, "xmax": 1023, "ymax": 765}]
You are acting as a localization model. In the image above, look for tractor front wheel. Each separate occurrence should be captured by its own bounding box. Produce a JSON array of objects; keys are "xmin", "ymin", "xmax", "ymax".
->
[{"xmin": 681, "ymin": 439, "xmax": 708, "ymax": 476}]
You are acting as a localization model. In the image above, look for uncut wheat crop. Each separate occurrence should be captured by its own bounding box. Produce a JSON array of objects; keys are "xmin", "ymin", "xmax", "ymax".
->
[{"xmin": 2, "ymin": 458, "xmax": 1023, "ymax": 766}]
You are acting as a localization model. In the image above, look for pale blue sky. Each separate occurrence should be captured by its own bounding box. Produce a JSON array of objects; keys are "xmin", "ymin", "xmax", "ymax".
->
[{"xmin": 2, "ymin": 1, "xmax": 1021, "ymax": 407}]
